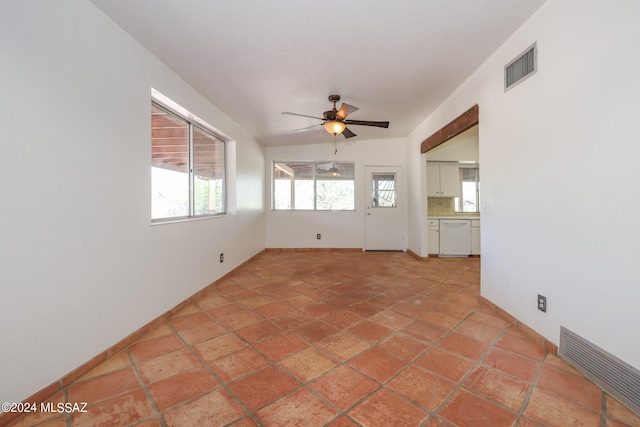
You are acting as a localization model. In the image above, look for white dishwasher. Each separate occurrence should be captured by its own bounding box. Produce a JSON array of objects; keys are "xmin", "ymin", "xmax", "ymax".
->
[{"xmin": 439, "ymin": 219, "xmax": 471, "ymax": 257}]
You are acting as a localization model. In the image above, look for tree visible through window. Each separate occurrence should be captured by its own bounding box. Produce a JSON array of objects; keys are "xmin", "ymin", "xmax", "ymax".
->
[
  {"xmin": 273, "ymin": 162, "xmax": 355, "ymax": 210},
  {"xmin": 151, "ymin": 101, "xmax": 225, "ymax": 221},
  {"xmin": 455, "ymin": 164, "xmax": 479, "ymax": 213}
]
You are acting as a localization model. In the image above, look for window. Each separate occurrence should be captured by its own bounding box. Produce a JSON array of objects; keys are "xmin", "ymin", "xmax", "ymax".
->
[
  {"xmin": 151, "ymin": 100, "xmax": 225, "ymax": 221},
  {"xmin": 371, "ymin": 174, "xmax": 396, "ymax": 207},
  {"xmin": 455, "ymin": 164, "xmax": 479, "ymax": 213},
  {"xmin": 273, "ymin": 162, "xmax": 355, "ymax": 210}
]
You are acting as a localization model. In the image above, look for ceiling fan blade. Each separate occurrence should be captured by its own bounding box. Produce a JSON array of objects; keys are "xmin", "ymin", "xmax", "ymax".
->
[
  {"xmin": 344, "ymin": 119, "xmax": 389, "ymax": 128},
  {"xmin": 342, "ymin": 127, "xmax": 357, "ymax": 139},
  {"xmin": 336, "ymin": 103, "xmax": 359, "ymax": 120},
  {"xmin": 282, "ymin": 112, "xmax": 324, "ymax": 120},
  {"xmin": 294, "ymin": 123, "xmax": 322, "ymax": 132}
]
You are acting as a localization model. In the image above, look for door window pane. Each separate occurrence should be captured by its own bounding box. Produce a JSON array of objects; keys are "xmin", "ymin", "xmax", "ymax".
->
[{"xmin": 372, "ymin": 173, "xmax": 396, "ymax": 207}]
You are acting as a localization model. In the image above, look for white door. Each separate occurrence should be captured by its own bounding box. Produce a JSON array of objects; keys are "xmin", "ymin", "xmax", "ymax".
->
[{"xmin": 365, "ymin": 166, "xmax": 404, "ymax": 251}]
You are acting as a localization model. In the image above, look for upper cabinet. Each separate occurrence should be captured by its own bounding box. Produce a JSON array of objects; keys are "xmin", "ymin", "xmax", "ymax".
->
[{"xmin": 427, "ymin": 161, "xmax": 460, "ymax": 197}]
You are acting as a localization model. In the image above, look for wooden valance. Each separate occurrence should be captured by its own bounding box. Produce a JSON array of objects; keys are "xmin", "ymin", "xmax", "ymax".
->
[{"xmin": 420, "ymin": 104, "xmax": 478, "ymax": 153}]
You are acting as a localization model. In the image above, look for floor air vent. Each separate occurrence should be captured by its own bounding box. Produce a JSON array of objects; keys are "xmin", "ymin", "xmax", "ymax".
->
[
  {"xmin": 559, "ymin": 327, "xmax": 640, "ymax": 416},
  {"xmin": 505, "ymin": 43, "xmax": 536, "ymax": 91}
]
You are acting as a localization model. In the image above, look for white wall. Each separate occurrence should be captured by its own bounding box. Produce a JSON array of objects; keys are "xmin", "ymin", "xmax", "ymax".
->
[
  {"xmin": 266, "ymin": 138, "xmax": 407, "ymax": 249},
  {"xmin": 0, "ymin": 0, "xmax": 264, "ymax": 404},
  {"xmin": 425, "ymin": 125, "xmax": 479, "ymax": 162},
  {"xmin": 407, "ymin": 0, "xmax": 640, "ymax": 367}
]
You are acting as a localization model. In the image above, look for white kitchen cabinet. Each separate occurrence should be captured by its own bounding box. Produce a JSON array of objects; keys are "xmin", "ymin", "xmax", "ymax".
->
[
  {"xmin": 427, "ymin": 162, "xmax": 460, "ymax": 197},
  {"xmin": 471, "ymin": 219, "xmax": 481, "ymax": 255},
  {"xmin": 427, "ymin": 219, "xmax": 439, "ymax": 255}
]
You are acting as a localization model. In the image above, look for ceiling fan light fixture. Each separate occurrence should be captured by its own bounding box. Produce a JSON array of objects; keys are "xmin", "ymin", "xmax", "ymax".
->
[{"xmin": 323, "ymin": 120, "xmax": 346, "ymax": 135}]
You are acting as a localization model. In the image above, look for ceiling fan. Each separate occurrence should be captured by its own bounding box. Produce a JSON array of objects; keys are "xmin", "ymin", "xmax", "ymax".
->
[{"xmin": 282, "ymin": 95, "xmax": 390, "ymax": 139}]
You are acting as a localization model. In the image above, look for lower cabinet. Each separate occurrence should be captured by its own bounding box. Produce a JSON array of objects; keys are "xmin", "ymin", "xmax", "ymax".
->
[
  {"xmin": 471, "ymin": 219, "xmax": 481, "ymax": 255},
  {"xmin": 427, "ymin": 219, "xmax": 439, "ymax": 255}
]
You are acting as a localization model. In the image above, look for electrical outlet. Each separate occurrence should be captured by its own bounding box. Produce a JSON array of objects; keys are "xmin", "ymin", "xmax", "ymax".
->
[
  {"xmin": 219, "ymin": 253, "xmax": 224, "ymax": 263},
  {"xmin": 537, "ymin": 294, "xmax": 547, "ymax": 312},
  {"xmin": 317, "ymin": 233, "xmax": 321, "ymax": 240}
]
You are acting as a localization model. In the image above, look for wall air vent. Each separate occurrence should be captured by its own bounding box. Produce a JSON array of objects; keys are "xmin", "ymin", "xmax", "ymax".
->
[
  {"xmin": 505, "ymin": 43, "xmax": 537, "ymax": 91},
  {"xmin": 559, "ymin": 327, "xmax": 640, "ymax": 416}
]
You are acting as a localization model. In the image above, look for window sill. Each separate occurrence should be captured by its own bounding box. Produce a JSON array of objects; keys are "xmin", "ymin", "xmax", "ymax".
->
[
  {"xmin": 271, "ymin": 209, "xmax": 357, "ymax": 212},
  {"xmin": 151, "ymin": 212, "xmax": 234, "ymax": 226}
]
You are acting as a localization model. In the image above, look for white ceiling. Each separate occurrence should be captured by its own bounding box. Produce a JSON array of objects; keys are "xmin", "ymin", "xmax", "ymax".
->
[{"xmin": 91, "ymin": 0, "xmax": 545, "ymax": 146}]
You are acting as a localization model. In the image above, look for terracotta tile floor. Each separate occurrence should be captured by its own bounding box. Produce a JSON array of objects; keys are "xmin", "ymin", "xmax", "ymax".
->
[{"xmin": 9, "ymin": 251, "xmax": 640, "ymax": 427}]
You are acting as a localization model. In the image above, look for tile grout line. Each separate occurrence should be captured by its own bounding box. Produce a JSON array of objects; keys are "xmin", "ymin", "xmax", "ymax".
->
[
  {"xmin": 198, "ymin": 278, "xmax": 380, "ymax": 425},
  {"xmin": 176, "ymin": 293, "xmax": 375, "ymax": 427},
  {"xmin": 110, "ymin": 256, "xmax": 498, "ymax": 425},
  {"xmin": 165, "ymin": 320, "xmax": 268, "ymax": 427},
  {"xmin": 429, "ymin": 315, "xmax": 518, "ymax": 422},
  {"xmin": 510, "ymin": 323, "xmax": 549, "ymax": 425},
  {"xmin": 331, "ymin": 256, "xmax": 477, "ymax": 419},
  {"xmin": 250, "ymin": 318, "xmax": 368, "ymax": 424},
  {"xmin": 321, "ymin": 278, "xmax": 482, "ymax": 423},
  {"xmin": 309, "ymin": 255, "xmax": 481, "ymax": 414},
  {"xmin": 524, "ymin": 355, "xmax": 614, "ymax": 420},
  {"xmin": 366, "ymin": 263, "xmax": 483, "ymax": 419},
  {"xmin": 212, "ymin": 261, "xmax": 452, "ymax": 424},
  {"xmin": 365, "ymin": 287, "xmax": 479, "ymax": 420},
  {"xmin": 600, "ymin": 390, "xmax": 607, "ymax": 427},
  {"xmin": 126, "ymin": 348, "xmax": 168, "ymax": 427},
  {"xmin": 64, "ymin": 388, "xmax": 71, "ymax": 427},
  {"xmin": 261, "ymin": 254, "xmax": 623, "ymax": 425}
]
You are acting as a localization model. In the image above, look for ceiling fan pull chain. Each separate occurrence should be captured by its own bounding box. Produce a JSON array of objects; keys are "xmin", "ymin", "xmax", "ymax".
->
[{"xmin": 334, "ymin": 135, "xmax": 338, "ymax": 155}]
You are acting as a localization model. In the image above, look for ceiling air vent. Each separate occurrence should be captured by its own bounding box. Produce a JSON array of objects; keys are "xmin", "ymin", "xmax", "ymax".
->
[{"xmin": 505, "ymin": 43, "xmax": 537, "ymax": 91}]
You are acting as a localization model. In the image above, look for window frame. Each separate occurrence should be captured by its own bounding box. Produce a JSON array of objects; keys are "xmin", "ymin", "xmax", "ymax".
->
[
  {"xmin": 151, "ymin": 94, "xmax": 227, "ymax": 223},
  {"xmin": 272, "ymin": 161, "xmax": 356, "ymax": 211},
  {"xmin": 454, "ymin": 163, "xmax": 480, "ymax": 213}
]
